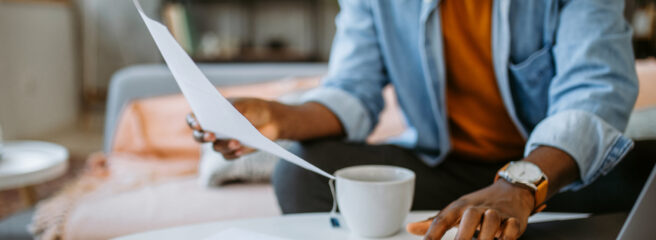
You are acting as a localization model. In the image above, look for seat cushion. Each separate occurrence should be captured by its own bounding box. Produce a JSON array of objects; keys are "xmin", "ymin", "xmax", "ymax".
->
[
  {"xmin": 636, "ymin": 59, "xmax": 656, "ymax": 109},
  {"xmin": 111, "ymin": 94, "xmax": 200, "ymax": 160},
  {"xmin": 626, "ymin": 107, "xmax": 656, "ymax": 140}
]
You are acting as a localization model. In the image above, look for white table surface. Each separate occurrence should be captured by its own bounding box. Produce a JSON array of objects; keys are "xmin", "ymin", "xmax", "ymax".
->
[
  {"xmin": 115, "ymin": 211, "xmax": 590, "ymax": 240},
  {"xmin": 0, "ymin": 141, "xmax": 69, "ymax": 190}
]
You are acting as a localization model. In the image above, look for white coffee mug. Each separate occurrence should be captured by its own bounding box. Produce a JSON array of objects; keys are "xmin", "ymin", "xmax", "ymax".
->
[{"xmin": 335, "ymin": 165, "xmax": 415, "ymax": 238}]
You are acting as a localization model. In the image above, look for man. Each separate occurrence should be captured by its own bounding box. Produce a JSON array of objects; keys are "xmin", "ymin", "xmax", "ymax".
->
[{"xmin": 187, "ymin": 0, "xmax": 639, "ymax": 239}]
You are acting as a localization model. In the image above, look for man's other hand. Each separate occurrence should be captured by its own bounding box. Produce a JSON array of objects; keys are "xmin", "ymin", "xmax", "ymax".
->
[
  {"xmin": 186, "ymin": 98, "xmax": 283, "ymax": 160},
  {"xmin": 406, "ymin": 180, "xmax": 535, "ymax": 240}
]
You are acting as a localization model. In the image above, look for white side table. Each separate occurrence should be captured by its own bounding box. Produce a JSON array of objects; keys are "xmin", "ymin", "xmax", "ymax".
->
[{"xmin": 0, "ymin": 141, "xmax": 69, "ymax": 205}]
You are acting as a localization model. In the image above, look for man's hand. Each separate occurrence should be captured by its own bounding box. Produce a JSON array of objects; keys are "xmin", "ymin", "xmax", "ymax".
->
[
  {"xmin": 407, "ymin": 180, "xmax": 534, "ymax": 240},
  {"xmin": 185, "ymin": 97, "xmax": 345, "ymax": 160},
  {"xmin": 186, "ymin": 98, "xmax": 283, "ymax": 160},
  {"xmin": 407, "ymin": 146, "xmax": 579, "ymax": 240}
]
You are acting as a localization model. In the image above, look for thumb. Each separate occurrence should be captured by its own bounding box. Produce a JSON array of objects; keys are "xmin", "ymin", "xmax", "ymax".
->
[
  {"xmin": 406, "ymin": 219, "xmax": 433, "ymax": 236},
  {"xmin": 234, "ymin": 100, "xmax": 272, "ymax": 127},
  {"xmin": 257, "ymin": 124, "xmax": 279, "ymax": 140}
]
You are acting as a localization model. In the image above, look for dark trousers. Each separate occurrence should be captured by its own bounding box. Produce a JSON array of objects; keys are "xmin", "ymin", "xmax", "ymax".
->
[{"xmin": 271, "ymin": 139, "xmax": 656, "ymax": 214}]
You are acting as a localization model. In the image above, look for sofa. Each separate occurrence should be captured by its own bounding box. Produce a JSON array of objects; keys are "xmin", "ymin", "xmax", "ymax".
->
[{"xmin": 31, "ymin": 61, "xmax": 656, "ymax": 240}]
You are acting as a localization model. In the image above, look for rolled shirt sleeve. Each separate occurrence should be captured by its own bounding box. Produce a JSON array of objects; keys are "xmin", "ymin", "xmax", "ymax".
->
[
  {"xmin": 300, "ymin": 87, "xmax": 373, "ymax": 142},
  {"xmin": 301, "ymin": 0, "xmax": 389, "ymax": 142},
  {"xmin": 525, "ymin": 111, "xmax": 634, "ymax": 191},
  {"xmin": 525, "ymin": 0, "xmax": 639, "ymax": 191}
]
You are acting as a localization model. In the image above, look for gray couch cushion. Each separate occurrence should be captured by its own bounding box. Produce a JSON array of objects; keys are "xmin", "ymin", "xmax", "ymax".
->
[
  {"xmin": 625, "ymin": 107, "xmax": 656, "ymax": 141},
  {"xmin": 104, "ymin": 63, "xmax": 328, "ymax": 152}
]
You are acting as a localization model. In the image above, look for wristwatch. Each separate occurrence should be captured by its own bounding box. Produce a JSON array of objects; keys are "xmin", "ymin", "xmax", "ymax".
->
[{"xmin": 495, "ymin": 161, "xmax": 549, "ymax": 214}]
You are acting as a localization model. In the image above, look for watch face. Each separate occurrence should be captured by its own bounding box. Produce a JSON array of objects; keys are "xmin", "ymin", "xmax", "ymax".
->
[{"xmin": 506, "ymin": 162, "xmax": 543, "ymax": 183}]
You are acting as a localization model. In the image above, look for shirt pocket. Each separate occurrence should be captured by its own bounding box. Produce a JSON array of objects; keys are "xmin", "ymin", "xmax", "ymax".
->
[{"xmin": 508, "ymin": 45, "xmax": 555, "ymax": 128}]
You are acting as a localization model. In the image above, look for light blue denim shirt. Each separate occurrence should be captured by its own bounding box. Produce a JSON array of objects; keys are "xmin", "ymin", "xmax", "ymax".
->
[{"xmin": 302, "ymin": 0, "xmax": 638, "ymax": 190}]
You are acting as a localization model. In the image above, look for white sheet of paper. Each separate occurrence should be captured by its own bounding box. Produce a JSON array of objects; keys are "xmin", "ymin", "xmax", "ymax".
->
[
  {"xmin": 133, "ymin": 0, "xmax": 334, "ymax": 179},
  {"xmin": 527, "ymin": 212, "xmax": 590, "ymax": 223},
  {"xmin": 202, "ymin": 228, "xmax": 290, "ymax": 240}
]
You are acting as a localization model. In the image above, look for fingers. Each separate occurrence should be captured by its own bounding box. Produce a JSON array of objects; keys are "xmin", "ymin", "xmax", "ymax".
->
[
  {"xmin": 447, "ymin": 209, "xmax": 521, "ymax": 240},
  {"xmin": 406, "ymin": 218, "xmax": 433, "ymax": 236},
  {"xmin": 188, "ymin": 113, "xmax": 217, "ymax": 143},
  {"xmin": 192, "ymin": 130, "xmax": 216, "ymax": 143},
  {"xmin": 187, "ymin": 107, "xmax": 261, "ymax": 159},
  {"xmin": 478, "ymin": 209, "xmax": 502, "ymax": 240},
  {"xmin": 455, "ymin": 207, "xmax": 484, "ymax": 240},
  {"xmin": 500, "ymin": 217, "xmax": 521, "ymax": 240},
  {"xmin": 425, "ymin": 207, "xmax": 506, "ymax": 240},
  {"xmin": 192, "ymin": 130, "xmax": 203, "ymax": 142},
  {"xmin": 192, "ymin": 126, "xmax": 248, "ymax": 160},
  {"xmin": 213, "ymin": 139, "xmax": 240, "ymax": 154},
  {"xmin": 186, "ymin": 113, "xmax": 201, "ymax": 130},
  {"xmin": 425, "ymin": 212, "xmax": 458, "ymax": 240},
  {"xmin": 212, "ymin": 140, "xmax": 255, "ymax": 160}
]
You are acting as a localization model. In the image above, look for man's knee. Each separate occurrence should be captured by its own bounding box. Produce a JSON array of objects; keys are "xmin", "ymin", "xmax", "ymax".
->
[{"xmin": 271, "ymin": 142, "xmax": 334, "ymax": 214}]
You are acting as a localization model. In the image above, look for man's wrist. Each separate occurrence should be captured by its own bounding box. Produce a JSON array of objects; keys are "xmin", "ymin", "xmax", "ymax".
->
[
  {"xmin": 524, "ymin": 146, "xmax": 579, "ymax": 196},
  {"xmin": 269, "ymin": 101, "xmax": 296, "ymax": 140},
  {"xmin": 273, "ymin": 101, "xmax": 345, "ymax": 140}
]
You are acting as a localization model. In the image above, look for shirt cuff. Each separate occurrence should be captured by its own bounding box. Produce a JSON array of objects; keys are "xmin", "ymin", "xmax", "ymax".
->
[
  {"xmin": 525, "ymin": 110, "xmax": 634, "ymax": 191},
  {"xmin": 300, "ymin": 87, "xmax": 372, "ymax": 142}
]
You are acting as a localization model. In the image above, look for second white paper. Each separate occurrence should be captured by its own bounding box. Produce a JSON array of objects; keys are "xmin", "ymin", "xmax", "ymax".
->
[
  {"xmin": 203, "ymin": 228, "xmax": 290, "ymax": 240},
  {"xmin": 133, "ymin": 0, "xmax": 334, "ymax": 179}
]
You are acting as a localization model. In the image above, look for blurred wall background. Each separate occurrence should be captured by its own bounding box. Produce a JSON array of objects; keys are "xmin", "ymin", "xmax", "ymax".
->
[
  {"xmin": 0, "ymin": 0, "xmax": 338, "ymax": 140},
  {"xmin": 0, "ymin": 1, "xmax": 78, "ymax": 139},
  {"xmin": 78, "ymin": 0, "xmax": 163, "ymax": 98},
  {"xmin": 79, "ymin": 0, "xmax": 338, "ymax": 97},
  {"xmin": 0, "ymin": 0, "xmax": 654, "ymax": 141}
]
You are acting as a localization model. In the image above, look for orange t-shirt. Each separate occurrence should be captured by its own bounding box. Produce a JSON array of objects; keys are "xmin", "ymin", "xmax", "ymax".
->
[{"xmin": 441, "ymin": 0, "xmax": 525, "ymax": 162}]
